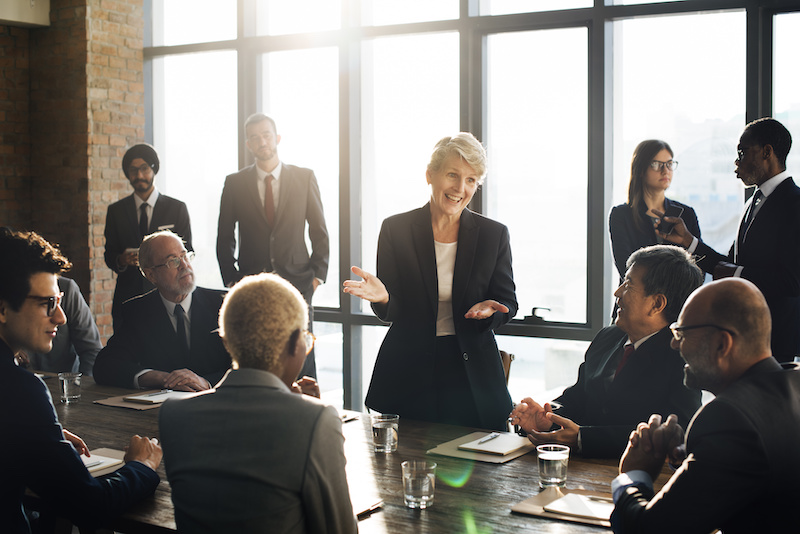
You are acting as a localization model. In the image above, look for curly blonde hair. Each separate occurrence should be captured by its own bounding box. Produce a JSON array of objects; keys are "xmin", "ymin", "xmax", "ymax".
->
[{"xmin": 219, "ymin": 273, "xmax": 308, "ymax": 373}]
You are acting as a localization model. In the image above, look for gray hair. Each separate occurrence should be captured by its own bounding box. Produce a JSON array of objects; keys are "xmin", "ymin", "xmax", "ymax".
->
[
  {"xmin": 627, "ymin": 245, "xmax": 703, "ymax": 322},
  {"xmin": 427, "ymin": 132, "xmax": 488, "ymax": 184},
  {"xmin": 138, "ymin": 230, "xmax": 185, "ymax": 272}
]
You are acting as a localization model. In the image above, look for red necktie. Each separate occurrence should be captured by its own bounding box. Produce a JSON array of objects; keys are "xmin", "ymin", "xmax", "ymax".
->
[
  {"xmin": 615, "ymin": 344, "xmax": 635, "ymax": 378},
  {"xmin": 264, "ymin": 174, "xmax": 275, "ymax": 226}
]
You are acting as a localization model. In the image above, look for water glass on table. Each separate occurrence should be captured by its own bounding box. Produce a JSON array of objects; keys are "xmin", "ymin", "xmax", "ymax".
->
[
  {"xmin": 58, "ymin": 372, "xmax": 82, "ymax": 404},
  {"xmin": 402, "ymin": 460, "xmax": 436, "ymax": 509},
  {"xmin": 370, "ymin": 413, "xmax": 399, "ymax": 453},
  {"xmin": 536, "ymin": 444, "xmax": 570, "ymax": 488}
]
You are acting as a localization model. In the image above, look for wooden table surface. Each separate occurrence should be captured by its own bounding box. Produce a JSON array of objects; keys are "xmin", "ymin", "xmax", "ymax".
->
[{"xmin": 47, "ymin": 376, "xmax": 628, "ymax": 533}]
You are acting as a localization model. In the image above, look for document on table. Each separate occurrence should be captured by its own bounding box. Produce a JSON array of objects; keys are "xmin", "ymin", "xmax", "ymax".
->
[
  {"xmin": 543, "ymin": 493, "xmax": 614, "ymax": 521},
  {"xmin": 81, "ymin": 448, "xmax": 125, "ymax": 477},
  {"xmin": 457, "ymin": 432, "xmax": 531, "ymax": 455},
  {"xmin": 428, "ymin": 431, "xmax": 535, "ymax": 463},
  {"xmin": 123, "ymin": 389, "xmax": 210, "ymax": 404}
]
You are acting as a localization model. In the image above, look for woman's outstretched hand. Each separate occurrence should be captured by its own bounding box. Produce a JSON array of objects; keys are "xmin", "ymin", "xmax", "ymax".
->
[
  {"xmin": 343, "ymin": 266, "xmax": 389, "ymax": 304},
  {"xmin": 465, "ymin": 300, "xmax": 509, "ymax": 320}
]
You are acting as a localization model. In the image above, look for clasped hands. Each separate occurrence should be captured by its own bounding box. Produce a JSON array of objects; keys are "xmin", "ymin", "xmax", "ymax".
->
[
  {"xmin": 508, "ymin": 397, "xmax": 580, "ymax": 448},
  {"xmin": 619, "ymin": 413, "xmax": 686, "ymax": 480},
  {"xmin": 343, "ymin": 266, "xmax": 509, "ymax": 319}
]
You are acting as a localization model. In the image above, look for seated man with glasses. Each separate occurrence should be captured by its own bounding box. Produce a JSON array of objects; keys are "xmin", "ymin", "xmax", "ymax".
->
[
  {"xmin": 0, "ymin": 229, "xmax": 162, "ymax": 533},
  {"xmin": 612, "ymin": 278, "xmax": 800, "ymax": 533},
  {"xmin": 159, "ymin": 273, "xmax": 357, "ymax": 533},
  {"xmin": 510, "ymin": 245, "xmax": 703, "ymax": 458},
  {"xmin": 94, "ymin": 230, "xmax": 230, "ymax": 391}
]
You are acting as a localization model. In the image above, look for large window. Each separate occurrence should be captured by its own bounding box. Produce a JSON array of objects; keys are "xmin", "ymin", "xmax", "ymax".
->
[{"xmin": 145, "ymin": 1, "xmax": 800, "ymax": 410}]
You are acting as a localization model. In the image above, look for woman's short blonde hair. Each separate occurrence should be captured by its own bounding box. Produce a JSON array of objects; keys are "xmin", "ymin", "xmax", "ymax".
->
[
  {"xmin": 218, "ymin": 273, "xmax": 308, "ymax": 373},
  {"xmin": 427, "ymin": 132, "xmax": 487, "ymax": 184}
]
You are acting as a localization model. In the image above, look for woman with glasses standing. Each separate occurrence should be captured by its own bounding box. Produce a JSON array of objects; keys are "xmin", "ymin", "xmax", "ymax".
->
[{"xmin": 609, "ymin": 140, "xmax": 702, "ymax": 281}]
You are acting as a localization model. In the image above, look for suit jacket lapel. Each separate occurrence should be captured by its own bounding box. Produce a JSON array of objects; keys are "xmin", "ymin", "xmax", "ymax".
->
[
  {"xmin": 412, "ymin": 204, "xmax": 438, "ymax": 317},
  {"xmin": 275, "ymin": 165, "xmax": 292, "ymax": 222},
  {"xmin": 123, "ymin": 195, "xmax": 139, "ymax": 238},
  {"xmin": 452, "ymin": 209, "xmax": 478, "ymax": 314}
]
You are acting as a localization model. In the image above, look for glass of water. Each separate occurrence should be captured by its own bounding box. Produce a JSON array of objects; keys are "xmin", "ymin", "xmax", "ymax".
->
[
  {"xmin": 536, "ymin": 444, "xmax": 570, "ymax": 488},
  {"xmin": 58, "ymin": 372, "xmax": 82, "ymax": 404},
  {"xmin": 370, "ymin": 413, "xmax": 399, "ymax": 453},
  {"xmin": 402, "ymin": 460, "xmax": 436, "ymax": 509}
]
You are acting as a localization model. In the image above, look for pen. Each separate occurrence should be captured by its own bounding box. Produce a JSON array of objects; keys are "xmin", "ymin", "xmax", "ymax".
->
[
  {"xmin": 478, "ymin": 432, "xmax": 500, "ymax": 444},
  {"xmin": 144, "ymin": 389, "xmax": 172, "ymax": 396}
]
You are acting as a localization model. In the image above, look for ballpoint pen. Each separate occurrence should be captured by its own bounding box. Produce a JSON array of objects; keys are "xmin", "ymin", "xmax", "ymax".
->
[
  {"xmin": 144, "ymin": 389, "xmax": 172, "ymax": 396},
  {"xmin": 478, "ymin": 432, "xmax": 501, "ymax": 444}
]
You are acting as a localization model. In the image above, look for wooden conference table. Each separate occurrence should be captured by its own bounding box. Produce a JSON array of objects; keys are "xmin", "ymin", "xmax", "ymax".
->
[{"xmin": 46, "ymin": 377, "xmax": 629, "ymax": 533}]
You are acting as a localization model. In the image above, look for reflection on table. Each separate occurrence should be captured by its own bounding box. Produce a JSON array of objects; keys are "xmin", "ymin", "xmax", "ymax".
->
[{"xmin": 44, "ymin": 376, "xmax": 631, "ymax": 533}]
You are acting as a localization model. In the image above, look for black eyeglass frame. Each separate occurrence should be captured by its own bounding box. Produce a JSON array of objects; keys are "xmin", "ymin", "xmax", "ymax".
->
[
  {"xmin": 26, "ymin": 292, "xmax": 65, "ymax": 317},
  {"xmin": 669, "ymin": 322, "xmax": 736, "ymax": 341}
]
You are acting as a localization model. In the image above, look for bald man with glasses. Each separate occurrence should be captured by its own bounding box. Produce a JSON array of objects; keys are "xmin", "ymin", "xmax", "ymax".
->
[{"xmin": 94, "ymin": 230, "xmax": 231, "ymax": 390}]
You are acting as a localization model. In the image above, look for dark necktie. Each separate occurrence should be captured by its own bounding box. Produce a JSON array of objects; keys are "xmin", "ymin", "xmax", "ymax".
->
[
  {"xmin": 739, "ymin": 189, "xmax": 763, "ymax": 243},
  {"xmin": 614, "ymin": 344, "xmax": 635, "ymax": 378},
  {"xmin": 139, "ymin": 203, "xmax": 149, "ymax": 239},
  {"xmin": 175, "ymin": 304, "xmax": 189, "ymax": 357},
  {"xmin": 264, "ymin": 174, "xmax": 275, "ymax": 226}
]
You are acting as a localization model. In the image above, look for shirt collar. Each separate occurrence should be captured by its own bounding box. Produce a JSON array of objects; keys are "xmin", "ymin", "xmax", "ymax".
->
[
  {"xmin": 133, "ymin": 187, "xmax": 159, "ymax": 209},
  {"xmin": 255, "ymin": 161, "xmax": 282, "ymax": 182},
  {"xmin": 628, "ymin": 329, "xmax": 660, "ymax": 351},
  {"xmin": 159, "ymin": 289, "xmax": 193, "ymax": 316},
  {"xmin": 757, "ymin": 169, "xmax": 791, "ymax": 198}
]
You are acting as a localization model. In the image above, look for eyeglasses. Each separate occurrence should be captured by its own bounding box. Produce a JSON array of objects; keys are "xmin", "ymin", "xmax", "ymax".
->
[
  {"xmin": 148, "ymin": 251, "xmax": 195, "ymax": 270},
  {"xmin": 26, "ymin": 292, "xmax": 64, "ymax": 317},
  {"xmin": 128, "ymin": 163, "xmax": 154, "ymax": 177},
  {"xmin": 303, "ymin": 330, "xmax": 316, "ymax": 355},
  {"xmin": 736, "ymin": 146, "xmax": 758, "ymax": 162},
  {"xmin": 650, "ymin": 160, "xmax": 678, "ymax": 172},
  {"xmin": 669, "ymin": 322, "xmax": 736, "ymax": 342}
]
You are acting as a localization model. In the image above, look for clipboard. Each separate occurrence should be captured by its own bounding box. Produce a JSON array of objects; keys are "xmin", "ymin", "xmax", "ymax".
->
[
  {"xmin": 511, "ymin": 486, "xmax": 613, "ymax": 528},
  {"xmin": 427, "ymin": 431, "xmax": 535, "ymax": 463}
]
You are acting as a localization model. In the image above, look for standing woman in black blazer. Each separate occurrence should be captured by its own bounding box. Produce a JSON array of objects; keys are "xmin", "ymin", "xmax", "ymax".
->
[
  {"xmin": 344, "ymin": 133, "xmax": 517, "ymax": 430},
  {"xmin": 609, "ymin": 140, "xmax": 701, "ymax": 280}
]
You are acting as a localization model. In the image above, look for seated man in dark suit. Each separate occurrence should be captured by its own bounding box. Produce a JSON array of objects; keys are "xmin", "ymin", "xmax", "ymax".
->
[
  {"xmin": 611, "ymin": 278, "xmax": 800, "ymax": 533},
  {"xmin": 159, "ymin": 273, "xmax": 356, "ymax": 533},
  {"xmin": 0, "ymin": 230, "xmax": 161, "ymax": 534},
  {"xmin": 94, "ymin": 230, "xmax": 230, "ymax": 390},
  {"xmin": 510, "ymin": 245, "xmax": 703, "ymax": 458}
]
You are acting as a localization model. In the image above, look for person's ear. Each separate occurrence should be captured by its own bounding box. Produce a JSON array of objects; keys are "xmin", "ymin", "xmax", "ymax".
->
[
  {"xmin": 0, "ymin": 299, "xmax": 8, "ymax": 325},
  {"xmin": 650, "ymin": 293, "xmax": 667, "ymax": 316}
]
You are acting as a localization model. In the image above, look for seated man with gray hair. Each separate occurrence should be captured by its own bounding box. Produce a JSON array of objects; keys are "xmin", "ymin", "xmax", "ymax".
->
[
  {"xmin": 510, "ymin": 245, "xmax": 703, "ymax": 458},
  {"xmin": 159, "ymin": 273, "xmax": 356, "ymax": 533}
]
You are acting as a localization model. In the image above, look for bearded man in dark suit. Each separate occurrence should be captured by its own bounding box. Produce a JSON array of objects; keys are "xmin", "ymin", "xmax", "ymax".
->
[{"xmin": 216, "ymin": 113, "xmax": 328, "ymax": 378}]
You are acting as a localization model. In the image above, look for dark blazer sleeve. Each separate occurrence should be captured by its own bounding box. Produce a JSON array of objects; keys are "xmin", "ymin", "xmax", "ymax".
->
[
  {"xmin": 609, "ymin": 205, "xmax": 639, "ymax": 279},
  {"xmin": 216, "ymin": 173, "xmax": 241, "ymax": 287},
  {"xmin": 12, "ymin": 373, "xmax": 159, "ymax": 530},
  {"xmin": 611, "ymin": 402, "xmax": 767, "ymax": 534},
  {"xmin": 104, "ymin": 198, "xmax": 134, "ymax": 273}
]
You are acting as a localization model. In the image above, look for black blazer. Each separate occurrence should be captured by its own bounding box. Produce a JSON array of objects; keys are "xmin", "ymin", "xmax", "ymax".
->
[
  {"xmin": 104, "ymin": 193, "xmax": 192, "ymax": 314},
  {"xmin": 694, "ymin": 177, "xmax": 800, "ymax": 361},
  {"xmin": 609, "ymin": 198, "xmax": 701, "ymax": 279},
  {"xmin": 365, "ymin": 204, "xmax": 517, "ymax": 430},
  {"xmin": 216, "ymin": 163, "xmax": 329, "ymax": 295},
  {"xmin": 1, "ymin": 342, "xmax": 159, "ymax": 533},
  {"xmin": 93, "ymin": 287, "xmax": 231, "ymax": 388},
  {"xmin": 555, "ymin": 326, "xmax": 701, "ymax": 458},
  {"xmin": 612, "ymin": 358, "xmax": 800, "ymax": 534}
]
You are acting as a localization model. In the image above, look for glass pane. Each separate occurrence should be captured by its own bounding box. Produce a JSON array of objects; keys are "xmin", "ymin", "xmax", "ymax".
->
[
  {"xmin": 256, "ymin": 0, "xmax": 341, "ymax": 35},
  {"xmin": 151, "ymin": 51, "xmax": 238, "ymax": 290},
  {"xmin": 481, "ymin": 0, "xmax": 591, "ymax": 16},
  {"xmin": 487, "ymin": 28, "xmax": 588, "ymax": 324},
  {"xmin": 150, "ymin": 0, "xmax": 236, "ymax": 46},
  {"xmin": 261, "ymin": 47, "xmax": 340, "ymax": 309},
  {"xmin": 774, "ymin": 12, "xmax": 800, "ymax": 174},
  {"xmin": 359, "ymin": 32, "xmax": 460, "ymax": 310},
  {"xmin": 362, "ymin": 0, "xmax": 458, "ymax": 26},
  {"xmin": 316, "ymin": 322, "xmax": 344, "ymax": 410},
  {"xmin": 611, "ymin": 12, "xmax": 746, "ymax": 300},
  {"xmin": 497, "ymin": 335, "xmax": 590, "ymax": 405}
]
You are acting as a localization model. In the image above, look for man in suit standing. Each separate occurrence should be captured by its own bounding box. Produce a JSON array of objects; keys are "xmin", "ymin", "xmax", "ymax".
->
[
  {"xmin": 0, "ymin": 229, "xmax": 161, "ymax": 533},
  {"xmin": 216, "ymin": 113, "xmax": 329, "ymax": 378},
  {"xmin": 159, "ymin": 273, "xmax": 356, "ymax": 533},
  {"xmin": 104, "ymin": 143, "xmax": 193, "ymax": 328},
  {"xmin": 611, "ymin": 278, "xmax": 800, "ymax": 533},
  {"xmin": 659, "ymin": 118, "xmax": 800, "ymax": 361},
  {"xmin": 94, "ymin": 230, "xmax": 230, "ymax": 391},
  {"xmin": 510, "ymin": 245, "xmax": 703, "ymax": 458}
]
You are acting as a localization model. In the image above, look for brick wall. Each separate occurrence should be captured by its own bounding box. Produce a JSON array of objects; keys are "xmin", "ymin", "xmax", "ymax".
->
[
  {"xmin": 4, "ymin": 0, "xmax": 145, "ymax": 342},
  {"xmin": 0, "ymin": 25, "xmax": 31, "ymax": 231}
]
